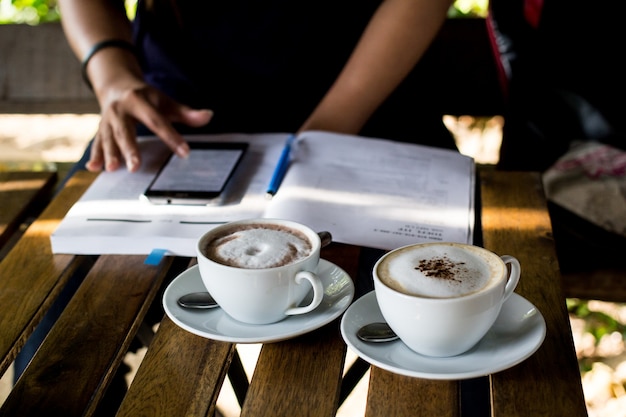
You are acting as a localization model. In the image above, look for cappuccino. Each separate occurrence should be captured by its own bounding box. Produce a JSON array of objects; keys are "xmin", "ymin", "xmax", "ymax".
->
[
  {"xmin": 196, "ymin": 219, "xmax": 324, "ymax": 324},
  {"xmin": 373, "ymin": 242, "xmax": 521, "ymax": 356},
  {"xmin": 203, "ymin": 223, "xmax": 312, "ymax": 269},
  {"xmin": 377, "ymin": 243, "xmax": 503, "ymax": 298}
]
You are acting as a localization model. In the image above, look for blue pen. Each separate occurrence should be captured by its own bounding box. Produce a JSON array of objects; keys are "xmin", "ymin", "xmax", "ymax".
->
[{"xmin": 266, "ymin": 134, "xmax": 297, "ymax": 197}]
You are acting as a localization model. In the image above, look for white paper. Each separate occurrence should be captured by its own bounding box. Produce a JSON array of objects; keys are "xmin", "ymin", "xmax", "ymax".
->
[
  {"xmin": 50, "ymin": 131, "xmax": 474, "ymax": 256},
  {"xmin": 265, "ymin": 131, "xmax": 475, "ymax": 250}
]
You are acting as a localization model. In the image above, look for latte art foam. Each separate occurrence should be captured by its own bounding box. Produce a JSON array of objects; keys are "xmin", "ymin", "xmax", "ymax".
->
[
  {"xmin": 378, "ymin": 244, "xmax": 501, "ymax": 298},
  {"xmin": 204, "ymin": 224, "xmax": 312, "ymax": 269}
]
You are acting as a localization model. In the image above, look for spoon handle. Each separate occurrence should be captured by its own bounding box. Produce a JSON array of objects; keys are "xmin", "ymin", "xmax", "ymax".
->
[
  {"xmin": 318, "ymin": 231, "xmax": 332, "ymax": 248},
  {"xmin": 177, "ymin": 292, "xmax": 219, "ymax": 309}
]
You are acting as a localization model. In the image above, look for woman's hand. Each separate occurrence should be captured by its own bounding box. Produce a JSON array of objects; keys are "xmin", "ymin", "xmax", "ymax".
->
[
  {"xmin": 57, "ymin": 0, "xmax": 213, "ymax": 172},
  {"xmin": 88, "ymin": 81, "xmax": 213, "ymax": 172}
]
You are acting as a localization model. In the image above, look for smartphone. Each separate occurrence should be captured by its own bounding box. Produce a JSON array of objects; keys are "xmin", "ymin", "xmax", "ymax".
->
[{"xmin": 143, "ymin": 142, "xmax": 248, "ymax": 205}]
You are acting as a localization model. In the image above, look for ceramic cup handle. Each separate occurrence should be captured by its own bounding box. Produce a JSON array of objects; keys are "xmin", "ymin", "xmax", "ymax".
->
[
  {"xmin": 500, "ymin": 255, "xmax": 521, "ymax": 302},
  {"xmin": 285, "ymin": 271, "xmax": 324, "ymax": 316}
]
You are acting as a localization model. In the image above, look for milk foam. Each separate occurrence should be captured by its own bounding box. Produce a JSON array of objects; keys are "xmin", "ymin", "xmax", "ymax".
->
[
  {"xmin": 378, "ymin": 244, "xmax": 500, "ymax": 298},
  {"xmin": 205, "ymin": 224, "xmax": 311, "ymax": 269}
]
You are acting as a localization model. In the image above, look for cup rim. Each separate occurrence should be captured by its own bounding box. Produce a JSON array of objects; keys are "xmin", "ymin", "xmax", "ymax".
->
[
  {"xmin": 196, "ymin": 218, "xmax": 321, "ymax": 270},
  {"xmin": 373, "ymin": 242, "xmax": 508, "ymax": 302}
]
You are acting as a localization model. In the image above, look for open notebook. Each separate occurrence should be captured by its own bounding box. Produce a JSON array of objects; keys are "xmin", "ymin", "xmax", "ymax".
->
[{"xmin": 50, "ymin": 131, "xmax": 475, "ymax": 256}]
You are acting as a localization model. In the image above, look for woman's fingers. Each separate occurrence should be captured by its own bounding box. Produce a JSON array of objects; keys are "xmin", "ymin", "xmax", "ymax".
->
[{"xmin": 90, "ymin": 85, "xmax": 214, "ymax": 172}]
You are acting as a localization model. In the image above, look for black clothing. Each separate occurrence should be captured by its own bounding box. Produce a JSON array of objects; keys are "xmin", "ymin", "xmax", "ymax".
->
[{"xmin": 132, "ymin": 0, "xmax": 456, "ymax": 147}]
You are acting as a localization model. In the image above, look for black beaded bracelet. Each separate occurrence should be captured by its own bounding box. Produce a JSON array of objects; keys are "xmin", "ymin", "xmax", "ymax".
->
[{"xmin": 81, "ymin": 39, "xmax": 136, "ymax": 90}]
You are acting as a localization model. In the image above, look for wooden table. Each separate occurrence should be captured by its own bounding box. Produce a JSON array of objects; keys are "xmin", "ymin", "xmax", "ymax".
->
[{"xmin": 0, "ymin": 169, "xmax": 588, "ymax": 417}]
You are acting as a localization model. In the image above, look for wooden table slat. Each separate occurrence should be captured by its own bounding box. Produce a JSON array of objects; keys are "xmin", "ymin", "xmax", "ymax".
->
[
  {"xmin": 117, "ymin": 316, "xmax": 236, "ymax": 417},
  {"xmin": 0, "ymin": 171, "xmax": 91, "ymax": 376},
  {"xmin": 366, "ymin": 371, "xmax": 458, "ymax": 417},
  {"xmin": 0, "ymin": 171, "xmax": 57, "ymax": 252},
  {"xmin": 241, "ymin": 325, "xmax": 346, "ymax": 417},
  {"xmin": 479, "ymin": 171, "xmax": 587, "ymax": 417},
  {"xmin": 239, "ymin": 243, "xmax": 362, "ymax": 417},
  {"xmin": 0, "ymin": 254, "xmax": 174, "ymax": 417}
]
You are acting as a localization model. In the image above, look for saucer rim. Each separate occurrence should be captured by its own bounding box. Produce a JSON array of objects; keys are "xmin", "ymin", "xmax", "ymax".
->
[
  {"xmin": 340, "ymin": 290, "xmax": 546, "ymax": 380},
  {"xmin": 163, "ymin": 259, "xmax": 355, "ymax": 343}
]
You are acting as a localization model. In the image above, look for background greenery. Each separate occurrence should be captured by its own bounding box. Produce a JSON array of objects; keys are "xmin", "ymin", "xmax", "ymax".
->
[{"xmin": 0, "ymin": 0, "xmax": 488, "ymax": 25}]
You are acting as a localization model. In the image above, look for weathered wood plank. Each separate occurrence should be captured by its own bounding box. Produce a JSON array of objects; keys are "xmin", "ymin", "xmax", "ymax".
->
[
  {"xmin": 0, "ymin": 171, "xmax": 90, "ymax": 376},
  {"xmin": 117, "ymin": 316, "xmax": 235, "ymax": 417},
  {"xmin": 241, "ymin": 325, "xmax": 346, "ymax": 417},
  {"xmin": 480, "ymin": 170, "xmax": 587, "ymax": 417},
  {"xmin": 239, "ymin": 244, "xmax": 361, "ymax": 417},
  {"xmin": 366, "ymin": 372, "xmax": 459, "ymax": 417},
  {"xmin": 0, "ymin": 254, "xmax": 175, "ymax": 416},
  {"xmin": 0, "ymin": 171, "xmax": 56, "ymax": 253}
]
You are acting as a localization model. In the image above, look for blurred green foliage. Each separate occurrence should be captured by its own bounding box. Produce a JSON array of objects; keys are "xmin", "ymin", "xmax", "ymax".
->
[
  {"xmin": 1, "ymin": 0, "xmax": 487, "ymax": 25},
  {"xmin": 449, "ymin": 0, "xmax": 488, "ymax": 18},
  {"xmin": 567, "ymin": 298, "xmax": 626, "ymax": 373},
  {"xmin": 0, "ymin": 0, "xmax": 135, "ymax": 24},
  {"xmin": 0, "ymin": 0, "xmax": 59, "ymax": 24},
  {"xmin": 568, "ymin": 299, "xmax": 626, "ymax": 343}
]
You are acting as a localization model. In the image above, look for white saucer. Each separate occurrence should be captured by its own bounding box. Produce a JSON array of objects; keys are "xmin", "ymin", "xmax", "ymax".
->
[
  {"xmin": 340, "ymin": 291, "xmax": 546, "ymax": 380},
  {"xmin": 163, "ymin": 260, "xmax": 354, "ymax": 343}
]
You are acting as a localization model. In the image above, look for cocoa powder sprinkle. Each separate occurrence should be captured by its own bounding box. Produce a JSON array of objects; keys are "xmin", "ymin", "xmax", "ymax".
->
[{"xmin": 415, "ymin": 256, "xmax": 465, "ymax": 283}]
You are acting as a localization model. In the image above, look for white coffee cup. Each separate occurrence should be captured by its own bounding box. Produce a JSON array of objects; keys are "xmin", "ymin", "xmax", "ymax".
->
[
  {"xmin": 373, "ymin": 242, "xmax": 520, "ymax": 357},
  {"xmin": 196, "ymin": 218, "xmax": 324, "ymax": 324}
]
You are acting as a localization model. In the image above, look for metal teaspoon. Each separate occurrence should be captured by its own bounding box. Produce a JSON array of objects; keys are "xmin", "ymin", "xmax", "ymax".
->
[
  {"xmin": 317, "ymin": 231, "xmax": 332, "ymax": 248},
  {"xmin": 177, "ymin": 292, "xmax": 219, "ymax": 309},
  {"xmin": 356, "ymin": 322, "xmax": 399, "ymax": 343},
  {"xmin": 177, "ymin": 230, "xmax": 333, "ymax": 310}
]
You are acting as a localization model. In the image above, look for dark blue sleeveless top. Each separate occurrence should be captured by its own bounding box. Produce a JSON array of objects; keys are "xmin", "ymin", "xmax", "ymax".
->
[
  {"xmin": 131, "ymin": 0, "xmax": 456, "ymax": 147},
  {"xmin": 132, "ymin": 1, "xmax": 380, "ymax": 133}
]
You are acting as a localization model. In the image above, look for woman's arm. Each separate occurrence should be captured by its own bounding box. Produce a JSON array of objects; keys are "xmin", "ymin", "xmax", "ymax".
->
[
  {"xmin": 58, "ymin": 0, "xmax": 212, "ymax": 172},
  {"xmin": 59, "ymin": 0, "xmax": 143, "ymax": 106},
  {"xmin": 300, "ymin": 0, "xmax": 454, "ymax": 134}
]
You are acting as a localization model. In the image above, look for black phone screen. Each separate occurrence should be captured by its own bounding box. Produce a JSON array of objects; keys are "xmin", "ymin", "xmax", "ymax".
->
[{"xmin": 144, "ymin": 142, "xmax": 248, "ymax": 205}]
